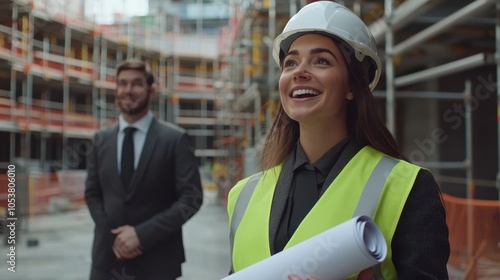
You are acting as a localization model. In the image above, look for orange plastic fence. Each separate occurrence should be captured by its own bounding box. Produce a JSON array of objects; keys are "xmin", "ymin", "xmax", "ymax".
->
[
  {"xmin": 0, "ymin": 171, "xmax": 86, "ymax": 215},
  {"xmin": 0, "ymin": 173, "xmax": 28, "ymax": 215},
  {"xmin": 443, "ymin": 193, "xmax": 500, "ymax": 279}
]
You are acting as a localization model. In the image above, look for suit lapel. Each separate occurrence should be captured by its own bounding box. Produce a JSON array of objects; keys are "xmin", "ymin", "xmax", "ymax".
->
[
  {"xmin": 268, "ymin": 154, "xmax": 295, "ymax": 254},
  {"xmin": 125, "ymin": 119, "xmax": 158, "ymax": 200},
  {"xmin": 102, "ymin": 126, "xmax": 126, "ymax": 196}
]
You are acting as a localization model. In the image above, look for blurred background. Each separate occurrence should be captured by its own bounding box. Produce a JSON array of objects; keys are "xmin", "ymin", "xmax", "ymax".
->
[{"xmin": 0, "ymin": 0, "xmax": 498, "ymax": 279}]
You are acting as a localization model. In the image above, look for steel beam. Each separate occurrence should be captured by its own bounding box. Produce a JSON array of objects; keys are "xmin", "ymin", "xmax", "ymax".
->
[
  {"xmin": 394, "ymin": 53, "xmax": 493, "ymax": 87},
  {"xmin": 393, "ymin": 0, "xmax": 496, "ymax": 56}
]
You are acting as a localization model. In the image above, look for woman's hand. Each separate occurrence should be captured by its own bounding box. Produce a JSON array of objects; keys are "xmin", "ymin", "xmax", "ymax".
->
[
  {"xmin": 356, "ymin": 268, "xmax": 374, "ymax": 280},
  {"xmin": 288, "ymin": 267, "xmax": 373, "ymax": 280},
  {"xmin": 287, "ymin": 274, "xmax": 318, "ymax": 280}
]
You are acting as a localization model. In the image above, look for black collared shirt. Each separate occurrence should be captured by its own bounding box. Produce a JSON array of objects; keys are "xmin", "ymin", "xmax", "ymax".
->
[{"xmin": 274, "ymin": 137, "xmax": 351, "ymax": 252}]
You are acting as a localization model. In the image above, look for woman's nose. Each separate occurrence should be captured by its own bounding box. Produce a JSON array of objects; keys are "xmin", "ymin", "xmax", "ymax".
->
[{"xmin": 292, "ymin": 64, "xmax": 311, "ymax": 80}]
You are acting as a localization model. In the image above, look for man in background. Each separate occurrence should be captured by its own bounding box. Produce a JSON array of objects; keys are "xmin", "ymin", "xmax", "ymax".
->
[{"xmin": 85, "ymin": 59, "xmax": 203, "ymax": 279}]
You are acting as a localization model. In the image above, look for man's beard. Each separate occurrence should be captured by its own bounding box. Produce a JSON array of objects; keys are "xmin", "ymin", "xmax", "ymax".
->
[{"xmin": 117, "ymin": 95, "xmax": 150, "ymax": 115}]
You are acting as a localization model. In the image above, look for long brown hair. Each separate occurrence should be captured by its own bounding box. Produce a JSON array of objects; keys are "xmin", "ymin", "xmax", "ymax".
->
[{"xmin": 259, "ymin": 38, "xmax": 403, "ymax": 171}]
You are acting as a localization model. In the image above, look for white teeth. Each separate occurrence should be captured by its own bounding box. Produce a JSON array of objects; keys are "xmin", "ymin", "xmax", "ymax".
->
[{"xmin": 292, "ymin": 89, "xmax": 320, "ymax": 97}]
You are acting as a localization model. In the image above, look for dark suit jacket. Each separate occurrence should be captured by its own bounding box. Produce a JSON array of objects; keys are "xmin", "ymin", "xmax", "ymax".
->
[{"xmin": 85, "ymin": 118, "xmax": 203, "ymax": 280}]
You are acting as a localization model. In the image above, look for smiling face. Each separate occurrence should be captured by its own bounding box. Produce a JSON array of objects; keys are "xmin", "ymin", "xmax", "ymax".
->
[
  {"xmin": 115, "ymin": 69, "xmax": 152, "ymax": 119},
  {"xmin": 279, "ymin": 33, "xmax": 351, "ymax": 129}
]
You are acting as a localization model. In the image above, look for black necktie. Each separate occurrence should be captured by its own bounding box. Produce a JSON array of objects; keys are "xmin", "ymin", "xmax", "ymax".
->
[
  {"xmin": 121, "ymin": 127, "xmax": 137, "ymax": 189},
  {"xmin": 289, "ymin": 164, "xmax": 319, "ymax": 234}
]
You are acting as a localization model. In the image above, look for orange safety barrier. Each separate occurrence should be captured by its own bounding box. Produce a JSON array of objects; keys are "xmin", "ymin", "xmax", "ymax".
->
[
  {"xmin": 0, "ymin": 171, "xmax": 86, "ymax": 216},
  {"xmin": 443, "ymin": 193, "xmax": 500, "ymax": 279},
  {"xmin": 0, "ymin": 173, "xmax": 28, "ymax": 216},
  {"xmin": 0, "ymin": 46, "xmax": 10, "ymax": 59},
  {"xmin": 32, "ymin": 50, "xmax": 95, "ymax": 77},
  {"xmin": 0, "ymin": 99, "xmax": 100, "ymax": 132},
  {"xmin": 176, "ymin": 83, "xmax": 215, "ymax": 91},
  {"xmin": 0, "ymin": 98, "xmax": 13, "ymax": 121}
]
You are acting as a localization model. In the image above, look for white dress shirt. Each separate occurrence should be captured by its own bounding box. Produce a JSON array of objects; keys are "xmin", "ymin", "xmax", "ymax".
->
[{"xmin": 117, "ymin": 112, "xmax": 153, "ymax": 173}]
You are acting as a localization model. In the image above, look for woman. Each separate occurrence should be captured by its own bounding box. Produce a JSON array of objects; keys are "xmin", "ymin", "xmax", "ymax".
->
[{"xmin": 227, "ymin": 1, "xmax": 449, "ymax": 279}]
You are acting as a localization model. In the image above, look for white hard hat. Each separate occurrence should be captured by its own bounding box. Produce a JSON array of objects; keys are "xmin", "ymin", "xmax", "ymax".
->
[{"xmin": 272, "ymin": 1, "xmax": 382, "ymax": 91}]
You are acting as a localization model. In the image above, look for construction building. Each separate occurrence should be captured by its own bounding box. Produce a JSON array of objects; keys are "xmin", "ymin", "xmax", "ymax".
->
[
  {"xmin": 218, "ymin": 0, "xmax": 500, "ymax": 279},
  {"xmin": 0, "ymin": 0, "xmax": 233, "ymax": 213},
  {"xmin": 0, "ymin": 0, "xmax": 498, "ymax": 278}
]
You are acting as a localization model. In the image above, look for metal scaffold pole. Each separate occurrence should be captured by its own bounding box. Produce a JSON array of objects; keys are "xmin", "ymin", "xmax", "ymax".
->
[
  {"xmin": 384, "ymin": 0, "xmax": 395, "ymax": 135},
  {"xmin": 464, "ymin": 80, "xmax": 476, "ymax": 278},
  {"xmin": 24, "ymin": 11, "xmax": 34, "ymax": 161},
  {"xmin": 92, "ymin": 30, "xmax": 100, "ymax": 128},
  {"xmin": 62, "ymin": 25, "xmax": 71, "ymax": 170},
  {"xmin": 10, "ymin": 1, "xmax": 18, "ymax": 162},
  {"xmin": 99, "ymin": 40, "xmax": 108, "ymax": 128},
  {"xmin": 265, "ymin": 0, "xmax": 276, "ymax": 142}
]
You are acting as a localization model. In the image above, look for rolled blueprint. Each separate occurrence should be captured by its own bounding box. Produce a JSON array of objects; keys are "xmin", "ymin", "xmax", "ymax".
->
[{"xmin": 223, "ymin": 215, "xmax": 387, "ymax": 280}]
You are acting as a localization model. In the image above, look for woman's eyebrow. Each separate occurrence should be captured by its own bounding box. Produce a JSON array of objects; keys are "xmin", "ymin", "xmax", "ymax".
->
[
  {"xmin": 284, "ymin": 48, "xmax": 339, "ymax": 62},
  {"xmin": 310, "ymin": 48, "xmax": 339, "ymax": 61},
  {"xmin": 283, "ymin": 49, "xmax": 299, "ymax": 60}
]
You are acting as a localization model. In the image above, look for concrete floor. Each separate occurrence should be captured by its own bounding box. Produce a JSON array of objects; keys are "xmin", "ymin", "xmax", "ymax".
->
[
  {"xmin": 2, "ymin": 192, "xmax": 498, "ymax": 279},
  {"xmin": 0, "ymin": 194, "xmax": 230, "ymax": 280}
]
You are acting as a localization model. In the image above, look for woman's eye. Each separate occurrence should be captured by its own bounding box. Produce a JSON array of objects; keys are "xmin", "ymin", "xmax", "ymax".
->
[
  {"xmin": 283, "ymin": 60, "xmax": 297, "ymax": 67},
  {"xmin": 317, "ymin": 58, "xmax": 331, "ymax": 65}
]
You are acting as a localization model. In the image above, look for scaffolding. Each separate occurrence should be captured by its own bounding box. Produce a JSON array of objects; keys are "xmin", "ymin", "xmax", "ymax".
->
[
  {"xmin": 0, "ymin": 0, "xmax": 228, "ymax": 213},
  {"xmin": 219, "ymin": 0, "xmax": 500, "ymax": 278}
]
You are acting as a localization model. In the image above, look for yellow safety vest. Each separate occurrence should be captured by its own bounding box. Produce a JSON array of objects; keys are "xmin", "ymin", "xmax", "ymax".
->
[{"xmin": 227, "ymin": 146, "xmax": 421, "ymax": 279}]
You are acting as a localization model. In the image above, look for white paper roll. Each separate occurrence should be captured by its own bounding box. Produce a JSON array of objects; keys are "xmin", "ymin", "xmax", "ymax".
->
[{"xmin": 223, "ymin": 215, "xmax": 387, "ymax": 280}]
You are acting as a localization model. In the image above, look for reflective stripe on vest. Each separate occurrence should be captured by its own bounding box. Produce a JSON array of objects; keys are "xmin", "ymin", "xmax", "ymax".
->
[
  {"xmin": 229, "ymin": 171, "xmax": 262, "ymax": 273},
  {"xmin": 228, "ymin": 146, "xmax": 420, "ymax": 279}
]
